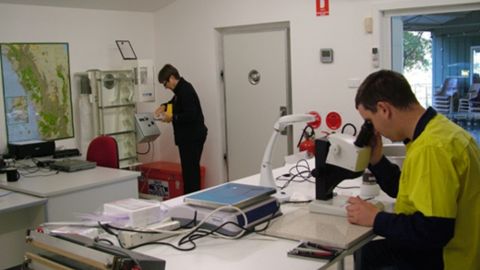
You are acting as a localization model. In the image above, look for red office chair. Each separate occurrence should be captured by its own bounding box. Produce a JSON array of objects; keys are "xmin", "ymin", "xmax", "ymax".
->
[{"xmin": 86, "ymin": 135, "xmax": 120, "ymax": 168}]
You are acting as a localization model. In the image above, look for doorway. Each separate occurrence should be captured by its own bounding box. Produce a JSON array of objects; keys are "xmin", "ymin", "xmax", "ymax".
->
[
  {"xmin": 218, "ymin": 22, "xmax": 292, "ymax": 181},
  {"xmin": 380, "ymin": 3, "xmax": 480, "ymax": 143}
]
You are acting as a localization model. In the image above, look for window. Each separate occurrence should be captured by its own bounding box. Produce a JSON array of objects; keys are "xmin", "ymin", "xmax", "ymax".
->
[{"xmin": 389, "ymin": 10, "xmax": 480, "ymax": 142}]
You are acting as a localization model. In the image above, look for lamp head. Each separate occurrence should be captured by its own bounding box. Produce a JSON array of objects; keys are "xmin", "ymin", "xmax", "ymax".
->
[{"xmin": 274, "ymin": 114, "xmax": 316, "ymax": 131}]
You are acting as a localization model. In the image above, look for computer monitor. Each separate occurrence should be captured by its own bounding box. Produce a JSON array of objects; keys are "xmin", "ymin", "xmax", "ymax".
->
[{"xmin": 1, "ymin": 43, "xmax": 75, "ymax": 145}]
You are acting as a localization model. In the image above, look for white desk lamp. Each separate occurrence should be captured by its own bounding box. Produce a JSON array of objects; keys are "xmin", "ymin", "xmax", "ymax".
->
[{"xmin": 259, "ymin": 114, "xmax": 316, "ymax": 198}]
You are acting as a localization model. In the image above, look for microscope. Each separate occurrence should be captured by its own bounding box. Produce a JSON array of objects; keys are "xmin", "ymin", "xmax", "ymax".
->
[{"xmin": 309, "ymin": 121, "xmax": 374, "ymax": 216}]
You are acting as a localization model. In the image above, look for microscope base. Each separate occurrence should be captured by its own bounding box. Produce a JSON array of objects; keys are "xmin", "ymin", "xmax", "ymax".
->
[{"xmin": 308, "ymin": 195, "xmax": 350, "ymax": 217}]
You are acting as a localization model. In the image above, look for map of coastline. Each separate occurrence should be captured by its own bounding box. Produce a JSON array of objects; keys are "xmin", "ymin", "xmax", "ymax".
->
[{"xmin": 1, "ymin": 43, "xmax": 74, "ymax": 142}]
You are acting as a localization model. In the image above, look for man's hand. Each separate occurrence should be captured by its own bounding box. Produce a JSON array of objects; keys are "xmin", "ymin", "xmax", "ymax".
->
[{"xmin": 346, "ymin": 196, "xmax": 379, "ymax": 227}]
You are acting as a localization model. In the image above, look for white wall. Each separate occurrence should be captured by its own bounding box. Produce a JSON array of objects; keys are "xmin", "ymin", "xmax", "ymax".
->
[
  {"xmin": 0, "ymin": 0, "xmax": 476, "ymax": 189},
  {"xmin": 151, "ymin": 0, "xmax": 382, "ymax": 188},
  {"xmin": 0, "ymin": 3, "xmax": 155, "ymax": 155},
  {"xmin": 152, "ymin": 0, "xmax": 479, "ymax": 187}
]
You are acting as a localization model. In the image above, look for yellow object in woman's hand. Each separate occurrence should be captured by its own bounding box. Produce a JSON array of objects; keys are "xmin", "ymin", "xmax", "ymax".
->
[{"xmin": 165, "ymin": 104, "xmax": 173, "ymax": 116}]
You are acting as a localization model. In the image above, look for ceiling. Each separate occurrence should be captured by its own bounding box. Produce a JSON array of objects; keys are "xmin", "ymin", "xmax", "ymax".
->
[
  {"xmin": 0, "ymin": 0, "xmax": 176, "ymax": 12},
  {"xmin": 402, "ymin": 10, "xmax": 480, "ymax": 32}
]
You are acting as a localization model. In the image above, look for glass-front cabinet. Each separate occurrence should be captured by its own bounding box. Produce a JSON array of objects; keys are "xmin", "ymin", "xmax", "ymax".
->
[{"xmin": 78, "ymin": 69, "xmax": 138, "ymax": 168}]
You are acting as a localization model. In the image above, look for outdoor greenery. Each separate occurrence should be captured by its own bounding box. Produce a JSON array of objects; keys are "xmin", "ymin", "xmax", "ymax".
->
[{"xmin": 403, "ymin": 31, "xmax": 431, "ymax": 71}]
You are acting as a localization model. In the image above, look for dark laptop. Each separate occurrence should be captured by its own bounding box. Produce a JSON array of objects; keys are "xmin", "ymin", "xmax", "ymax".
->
[{"xmin": 50, "ymin": 159, "xmax": 96, "ymax": 172}]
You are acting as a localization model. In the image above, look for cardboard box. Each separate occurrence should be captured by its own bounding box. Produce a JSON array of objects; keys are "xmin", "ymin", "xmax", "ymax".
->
[{"xmin": 103, "ymin": 198, "xmax": 164, "ymax": 228}]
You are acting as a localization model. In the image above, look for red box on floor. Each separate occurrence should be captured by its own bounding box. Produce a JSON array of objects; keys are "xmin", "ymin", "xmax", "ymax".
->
[{"xmin": 138, "ymin": 161, "xmax": 206, "ymax": 200}]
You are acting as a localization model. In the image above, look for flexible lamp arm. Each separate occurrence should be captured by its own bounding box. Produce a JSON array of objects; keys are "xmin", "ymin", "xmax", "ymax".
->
[{"xmin": 260, "ymin": 114, "xmax": 316, "ymax": 188}]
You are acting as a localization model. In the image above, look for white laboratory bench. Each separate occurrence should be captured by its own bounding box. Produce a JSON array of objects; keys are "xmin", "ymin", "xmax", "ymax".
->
[
  {"xmin": 0, "ymin": 166, "xmax": 140, "ymax": 222},
  {"xmin": 0, "ymin": 189, "xmax": 46, "ymax": 269},
  {"xmin": 131, "ymin": 159, "xmax": 393, "ymax": 270},
  {"xmin": 0, "ymin": 165, "xmax": 140, "ymax": 268}
]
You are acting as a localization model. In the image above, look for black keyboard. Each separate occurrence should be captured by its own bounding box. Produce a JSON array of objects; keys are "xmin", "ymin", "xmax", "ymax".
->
[{"xmin": 53, "ymin": 149, "xmax": 81, "ymax": 159}]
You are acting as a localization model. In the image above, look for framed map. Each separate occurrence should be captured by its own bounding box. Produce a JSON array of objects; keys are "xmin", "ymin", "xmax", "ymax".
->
[{"xmin": 1, "ymin": 43, "xmax": 74, "ymax": 143}]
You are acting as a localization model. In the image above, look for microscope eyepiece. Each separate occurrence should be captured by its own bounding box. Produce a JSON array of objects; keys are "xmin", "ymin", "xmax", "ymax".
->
[{"xmin": 354, "ymin": 120, "xmax": 374, "ymax": 147}]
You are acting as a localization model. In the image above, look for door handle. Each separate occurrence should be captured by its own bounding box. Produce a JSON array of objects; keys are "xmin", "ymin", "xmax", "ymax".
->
[{"xmin": 279, "ymin": 106, "xmax": 288, "ymax": 135}]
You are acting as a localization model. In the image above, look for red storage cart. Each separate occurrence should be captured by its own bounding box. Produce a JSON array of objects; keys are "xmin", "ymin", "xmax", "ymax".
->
[{"xmin": 138, "ymin": 161, "xmax": 206, "ymax": 200}]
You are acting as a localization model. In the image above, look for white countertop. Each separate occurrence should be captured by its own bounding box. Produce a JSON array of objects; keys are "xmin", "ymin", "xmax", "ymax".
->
[
  {"xmin": 0, "ymin": 188, "xmax": 46, "ymax": 214},
  {"xmin": 0, "ymin": 166, "xmax": 140, "ymax": 197}
]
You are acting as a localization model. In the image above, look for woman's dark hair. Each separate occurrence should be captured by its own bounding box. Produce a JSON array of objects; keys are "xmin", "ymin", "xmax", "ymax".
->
[
  {"xmin": 355, "ymin": 70, "xmax": 418, "ymax": 112},
  {"xmin": 158, "ymin": 64, "xmax": 180, "ymax": 83}
]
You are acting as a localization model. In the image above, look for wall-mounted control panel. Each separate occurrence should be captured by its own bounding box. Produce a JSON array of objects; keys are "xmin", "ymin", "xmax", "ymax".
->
[{"xmin": 135, "ymin": 113, "xmax": 160, "ymax": 143}]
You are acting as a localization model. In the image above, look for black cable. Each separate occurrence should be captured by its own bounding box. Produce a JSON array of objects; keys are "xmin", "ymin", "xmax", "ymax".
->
[
  {"xmin": 100, "ymin": 222, "xmax": 197, "ymax": 251},
  {"xmin": 16, "ymin": 164, "xmax": 39, "ymax": 172},
  {"xmin": 95, "ymin": 237, "xmax": 115, "ymax": 246},
  {"xmin": 17, "ymin": 166, "xmax": 41, "ymax": 174},
  {"xmin": 296, "ymin": 125, "xmax": 315, "ymax": 148},
  {"xmin": 97, "ymin": 222, "xmax": 124, "ymax": 248},
  {"xmin": 91, "ymin": 241, "xmax": 143, "ymax": 270},
  {"xmin": 294, "ymin": 159, "xmax": 312, "ymax": 177},
  {"xmin": 175, "ymin": 205, "xmax": 281, "ymax": 249},
  {"xmin": 102, "ymin": 223, "xmax": 168, "ymax": 234},
  {"xmin": 341, "ymin": 123, "xmax": 357, "ymax": 136},
  {"xmin": 178, "ymin": 220, "xmax": 252, "ymax": 246},
  {"xmin": 14, "ymin": 158, "xmax": 58, "ymax": 177},
  {"xmin": 98, "ymin": 206, "xmax": 281, "ymax": 253},
  {"xmin": 98, "ymin": 222, "xmax": 119, "ymax": 236},
  {"xmin": 132, "ymin": 239, "xmax": 196, "ymax": 251},
  {"xmin": 248, "ymin": 209, "xmax": 279, "ymax": 233},
  {"xmin": 282, "ymin": 200, "xmax": 313, "ymax": 204},
  {"xmin": 180, "ymin": 211, "xmax": 199, "ymax": 228},
  {"xmin": 275, "ymin": 159, "xmax": 314, "ymax": 189},
  {"xmin": 137, "ymin": 142, "xmax": 151, "ymax": 155}
]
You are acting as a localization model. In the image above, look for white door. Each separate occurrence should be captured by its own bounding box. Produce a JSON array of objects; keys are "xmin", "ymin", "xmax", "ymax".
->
[{"xmin": 222, "ymin": 27, "xmax": 291, "ymax": 180}]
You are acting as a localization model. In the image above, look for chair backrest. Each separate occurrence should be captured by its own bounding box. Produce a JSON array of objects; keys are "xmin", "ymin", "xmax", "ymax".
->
[
  {"xmin": 86, "ymin": 136, "xmax": 119, "ymax": 168},
  {"xmin": 436, "ymin": 78, "xmax": 459, "ymax": 96},
  {"xmin": 468, "ymin": 83, "xmax": 480, "ymax": 99}
]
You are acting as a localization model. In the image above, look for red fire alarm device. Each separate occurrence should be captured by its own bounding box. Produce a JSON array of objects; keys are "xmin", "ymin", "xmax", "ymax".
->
[{"xmin": 316, "ymin": 0, "xmax": 330, "ymax": 16}]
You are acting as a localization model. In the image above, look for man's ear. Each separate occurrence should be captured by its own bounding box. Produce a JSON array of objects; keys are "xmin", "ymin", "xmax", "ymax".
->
[{"xmin": 376, "ymin": 101, "xmax": 392, "ymax": 119}]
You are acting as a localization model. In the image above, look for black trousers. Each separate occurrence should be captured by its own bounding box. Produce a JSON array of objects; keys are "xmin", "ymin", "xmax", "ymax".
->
[
  {"xmin": 178, "ymin": 140, "xmax": 205, "ymax": 195},
  {"xmin": 354, "ymin": 239, "xmax": 443, "ymax": 270}
]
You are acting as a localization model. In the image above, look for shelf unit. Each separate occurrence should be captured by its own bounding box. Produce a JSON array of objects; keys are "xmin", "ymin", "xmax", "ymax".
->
[{"xmin": 87, "ymin": 69, "xmax": 138, "ymax": 168}]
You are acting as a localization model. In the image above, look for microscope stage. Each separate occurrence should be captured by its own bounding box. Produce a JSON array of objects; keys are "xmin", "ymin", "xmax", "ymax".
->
[{"xmin": 309, "ymin": 195, "xmax": 387, "ymax": 217}]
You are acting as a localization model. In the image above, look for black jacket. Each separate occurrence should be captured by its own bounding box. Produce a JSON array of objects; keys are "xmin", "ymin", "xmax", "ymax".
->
[{"xmin": 163, "ymin": 78, "xmax": 207, "ymax": 145}]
